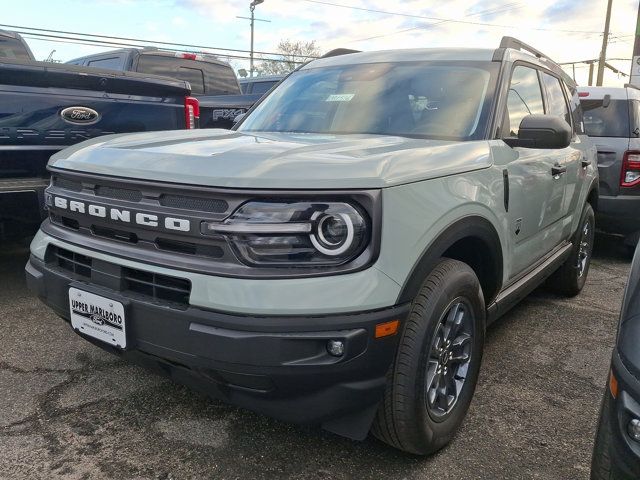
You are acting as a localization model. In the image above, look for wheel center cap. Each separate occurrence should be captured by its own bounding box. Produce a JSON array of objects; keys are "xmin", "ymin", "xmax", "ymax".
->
[{"xmin": 439, "ymin": 350, "xmax": 450, "ymax": 365}]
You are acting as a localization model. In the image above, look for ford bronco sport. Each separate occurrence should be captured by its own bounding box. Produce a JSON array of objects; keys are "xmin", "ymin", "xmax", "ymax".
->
[{"xmin": 26, "ymin": 37, "xmax": 598, "ymax": 455}]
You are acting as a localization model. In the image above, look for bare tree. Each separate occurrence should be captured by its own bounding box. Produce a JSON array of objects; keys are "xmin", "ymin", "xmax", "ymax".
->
[{"xmin": 255, "ymin": 39, "xmax": 320, "ymax": 76}]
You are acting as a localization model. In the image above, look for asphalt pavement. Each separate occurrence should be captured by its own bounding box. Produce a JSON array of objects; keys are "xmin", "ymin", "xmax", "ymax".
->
[{"xmin": 0, "ymin": 235, "xmax": 632, "ymax": 480}]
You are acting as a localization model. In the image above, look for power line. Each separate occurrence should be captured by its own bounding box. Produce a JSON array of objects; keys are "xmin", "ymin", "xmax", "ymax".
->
[
  {"xmin": 345, "ymin": 2, "xmax": 524, "ymax": 43},
  {"xmin": 300, "ymin": 0, "xmax": 618, "ymax": 35},
  {"xmin": 19, "ymin": 32, "xmax": 302, "ymax": 64},
  {"xmin": 0, "ymin": 23, "xmax": 314, "ymax": 60}
]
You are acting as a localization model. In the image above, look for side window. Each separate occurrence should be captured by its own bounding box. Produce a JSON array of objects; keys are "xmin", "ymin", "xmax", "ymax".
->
[
  {"xmin": 563, "ymin": 82, "xmax": 584, "ymax": 134},
  {"xmin": 251, "ymin": 81, "xmax": 277, "ymax": 95},
  {"xmin": 87, "ymin": 56, "xmax": 125, "ymax": 70},
  {"xmin": 505, "ymin": 65, "xmax": 544, "ymax": 136},
  {"xmin": 541, "ymin": 72, "xmax": 571, "ymax": 128}
]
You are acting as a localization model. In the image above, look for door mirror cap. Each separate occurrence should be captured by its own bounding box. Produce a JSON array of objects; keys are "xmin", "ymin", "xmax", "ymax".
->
[{"xmin": 504, "ymin": 114, "xmax": 572, "ymax": 149}]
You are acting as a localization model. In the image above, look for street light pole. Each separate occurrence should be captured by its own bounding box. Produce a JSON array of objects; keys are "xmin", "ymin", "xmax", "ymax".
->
[
  {"xmin": 250, "ymin": 3, "xmax": 255, "ymax": 77},
  {"xmin": 249, "ymin": 0, "xmax": 264, "ymax": 78}
]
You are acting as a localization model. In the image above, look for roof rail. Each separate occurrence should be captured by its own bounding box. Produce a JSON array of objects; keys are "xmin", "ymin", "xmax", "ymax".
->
[
  {"xmin": 499, "ymin": 36, "xmax": 550, "ymax": 60},
  {"xmin": 321, "ymin": 48, "xmax": 361, "ymax": 58},
  {"xmin": 495, "ymin": 36, "xmax": 576, "ymax": 88}
]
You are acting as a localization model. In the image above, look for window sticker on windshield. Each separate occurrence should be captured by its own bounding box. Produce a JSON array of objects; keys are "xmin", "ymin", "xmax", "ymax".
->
[{"xmin": 325, "ymin": 94, "xmax": 355, "ymax": 102}]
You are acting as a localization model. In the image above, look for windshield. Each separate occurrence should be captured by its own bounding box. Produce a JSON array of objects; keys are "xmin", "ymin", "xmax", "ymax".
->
[{"xmin": 239, "ymin": 61, "xmax": 498, "ymax": 141}]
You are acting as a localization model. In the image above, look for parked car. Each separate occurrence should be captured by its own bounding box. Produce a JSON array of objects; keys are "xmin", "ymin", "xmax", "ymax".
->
[
  {"xmin": 579, "ymin": 86, "xmax": 640, "ymax": 250},
  {"xmin": 68, "ymin": 48, "xmax": 257, "ymax": 129},
  {"xmin": 239, "ymin": 75, "xmax": 284, "ymax": 95},
  {"xmin": 26, "ymin": 36, "xmax": 598, "ymax": 454},
  {"xmin": 0, "ymin": 30, "xmax": 198, "ymax": 238},
  {"xmin": 591, "ymin": 244, "xmax": 640, "ymax": 479}
]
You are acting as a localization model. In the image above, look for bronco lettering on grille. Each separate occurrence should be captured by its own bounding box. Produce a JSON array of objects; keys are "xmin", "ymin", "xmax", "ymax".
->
[{"xmin": 51, "ymin": 196, "xmax": 191, "ymax": 232}]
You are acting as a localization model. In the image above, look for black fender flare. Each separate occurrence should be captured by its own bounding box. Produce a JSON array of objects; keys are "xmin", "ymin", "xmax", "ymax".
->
[{"xmin": 397, "ymin": 216, "xmax": 504, "ymax": 305}]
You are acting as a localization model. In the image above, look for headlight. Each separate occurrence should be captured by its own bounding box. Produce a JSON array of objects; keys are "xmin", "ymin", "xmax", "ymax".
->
[{"xmin": 202, "ymin": 201, "xmax": 369, "ymax": 267}]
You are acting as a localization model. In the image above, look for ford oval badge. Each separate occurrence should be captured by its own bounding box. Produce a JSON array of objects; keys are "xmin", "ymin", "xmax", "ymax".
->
[{"xmin": 60, "ymin": 106, "xmax": 100, "ymax": 125}]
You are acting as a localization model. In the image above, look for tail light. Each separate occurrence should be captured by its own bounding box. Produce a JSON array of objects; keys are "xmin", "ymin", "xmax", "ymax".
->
[
  {"xmin": 184, "ymin": 96, "xmax": 200, "ymax": 129},
  {"xmin": 621, "ymin": 151, "xmax": 640, "ymax": 188}
]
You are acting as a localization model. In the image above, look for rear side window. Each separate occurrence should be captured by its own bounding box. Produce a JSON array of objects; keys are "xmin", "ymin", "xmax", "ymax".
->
[
  {"xmin": 0, "ymin": 36, "xmax": 32, "ymax": 60},
  {"xmin": 87, "ymin": 56, "xmax": 126, "ymax": 70},
  {"xmin": 541, "ymin": 72, "xmax": 571, "ymax": 127},
  {"xmin": 505, "ymin": 65, "xmax": 544, "ymax": 136},
  {"xmin": 581, "ymin": 99, "xmax": 630, "ymax": 138}
]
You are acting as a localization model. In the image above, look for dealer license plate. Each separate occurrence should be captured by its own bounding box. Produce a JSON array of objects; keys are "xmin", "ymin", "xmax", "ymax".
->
[{"xmin": 68, "ymin": 287, "xmax": 126, "ymax": 349}]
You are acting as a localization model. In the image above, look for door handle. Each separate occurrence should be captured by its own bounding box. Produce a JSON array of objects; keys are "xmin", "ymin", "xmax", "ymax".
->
[
  {"xmin": 551, "ymin": 165, "xmax": 567, "ymax": 177},
  {"xmin": 581, "ymin": 158, "xmax": 590, "ymax": 168}
]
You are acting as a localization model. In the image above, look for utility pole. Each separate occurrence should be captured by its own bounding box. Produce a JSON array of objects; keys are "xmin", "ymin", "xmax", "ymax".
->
[
  {"xmin": 596, "ymin": 0, "xmax": 613, "ymax": 86},
  {"xmin": 630, "ymin": 0, "xmax": 640, "ymax": 87},
  {"xmin": 588, "ymin": 61, "xmax": 595, "ymax": 86},
  {"xmin": 237, "ymin": 0, "xmax": 269, "ymax": 78}
]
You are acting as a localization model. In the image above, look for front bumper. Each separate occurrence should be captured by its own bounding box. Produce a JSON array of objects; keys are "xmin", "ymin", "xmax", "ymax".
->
[
  {"xmin": 26, "ymin": 254, "xmax": 409, "ymax": 440},
  {"xmin": 605, "ymin": 352, "xmax": 640, "ymax": 478},
  {"xmin": 596, "ymin": 195, "xmax": 640, "ymax": 239}
]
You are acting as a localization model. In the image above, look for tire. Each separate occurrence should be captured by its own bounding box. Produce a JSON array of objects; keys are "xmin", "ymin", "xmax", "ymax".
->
[
  {"xmin": 371, "ymin": 258, "xmax": 485, "ymax": 455},
  {"xmin": 590, "ymin": 390, "xmax": 613, "ymax": 480},
  {"xmin": 547, "ymin": 202, "xmax": 595, "ymax": 297}
]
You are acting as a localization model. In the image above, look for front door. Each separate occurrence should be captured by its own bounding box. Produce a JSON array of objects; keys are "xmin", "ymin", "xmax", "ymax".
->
[{"xmin": 502, "ymin": 65, "xmax": 566, "ymax": 278}]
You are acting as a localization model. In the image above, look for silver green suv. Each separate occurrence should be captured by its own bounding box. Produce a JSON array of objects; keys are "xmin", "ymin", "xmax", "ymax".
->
[{"xmin": 26, "ymin": 37, "xmax": 598, "ymax": 455}]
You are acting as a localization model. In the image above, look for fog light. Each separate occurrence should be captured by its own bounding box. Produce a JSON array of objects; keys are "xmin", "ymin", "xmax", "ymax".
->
[
  {"xmin": 629, "ymin": 419, "xmax": 640, "ymax": 442},
  {"xmin": 327, "ymin": 340, "xmax": 344, "ymax": 357}
]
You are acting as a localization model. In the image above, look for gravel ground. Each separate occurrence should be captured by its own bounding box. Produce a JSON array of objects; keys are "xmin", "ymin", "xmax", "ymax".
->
[{"xmin": 0, "ymin": 235, "xmax": 632, "ymax": 480}]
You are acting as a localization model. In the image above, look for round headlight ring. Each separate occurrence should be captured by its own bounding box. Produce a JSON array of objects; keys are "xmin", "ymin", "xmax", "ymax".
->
[{"xmin": 310, "ymin": 212, "xmax": 355, "ymax": 256}]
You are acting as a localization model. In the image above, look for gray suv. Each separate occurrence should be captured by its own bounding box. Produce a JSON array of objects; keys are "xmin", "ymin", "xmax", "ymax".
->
[
  {"xmin": 26, "ymin": 37, "xmax": 598, "ymax": 455},
  {"xmin": 579, "ymin": 85, "xmax": 640, "ymax": 249}
]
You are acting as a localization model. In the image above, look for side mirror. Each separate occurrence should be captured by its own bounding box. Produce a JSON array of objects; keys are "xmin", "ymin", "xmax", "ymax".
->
[
  {"xmin": 504, "ymin": 114, "xmax": 572, "ymax": 149},
  {"xmin": 234, "ymin": 113, "xmax": 246, "ymax": 124}
]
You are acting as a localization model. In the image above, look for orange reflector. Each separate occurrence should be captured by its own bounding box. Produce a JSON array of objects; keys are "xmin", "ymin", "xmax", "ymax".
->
[
  {"xmin": 609, "ymin": 370, "xmax": 619, "ymax": 399},
  {"xmin": 375, "ymin": 320, "xmax": 400, "ymax": 338}
]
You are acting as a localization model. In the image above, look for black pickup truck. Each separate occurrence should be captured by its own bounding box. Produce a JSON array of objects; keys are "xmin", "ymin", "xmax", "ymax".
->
[
  {"xmin": 68, "ymin": 48, "xmax": 268, "ymax": 130},
  {"xmin": 0, "ymin": 31, "xmax": 196, "ymax": 238}
]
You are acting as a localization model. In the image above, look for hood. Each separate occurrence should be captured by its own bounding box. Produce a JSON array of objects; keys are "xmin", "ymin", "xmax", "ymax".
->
[{"xmin": 49, "ymin": 129, "xmax": 493, "ymax": 189}]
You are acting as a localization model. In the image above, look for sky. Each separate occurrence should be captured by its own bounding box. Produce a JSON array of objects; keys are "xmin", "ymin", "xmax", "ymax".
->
[{"xmin": 2, "ymin": 0, "xmax": 639, "ymax": 86}]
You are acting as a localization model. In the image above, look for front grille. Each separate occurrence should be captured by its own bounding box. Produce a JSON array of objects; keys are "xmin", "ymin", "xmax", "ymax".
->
[
  {"xmin": 123, "ymin": 268, "xmax": 191, "ymax": 305},
  {"xmin": 49, "ymin": 245, "xmax": 191, "ymax": 307},
  {"xmin": 95, "ymin": 185, "xmax": 143, "ymax": 202},
  {"xmin": 46, "ymin": 173, "xmax": 249, "ymax": 272},
  {"xmin": 52, "ymin": 247, "xmax": 92, "ymax": 278},
  {"xmin": 53, "ymin": 176, "xmax": 83, "ymax": 192},
  {"xmin": 159, "ymin": 194, "xmax": 228, "ymax": 213}
]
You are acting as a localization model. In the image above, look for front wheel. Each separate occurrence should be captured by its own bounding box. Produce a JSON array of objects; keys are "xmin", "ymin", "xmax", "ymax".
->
[
  {"xmin": 371, "ymin": 258, "xmax": 485, "ymax": 455},
  {"xmin": 547, "ymin": 202, "xmax": 595, "ymax": 297}
]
